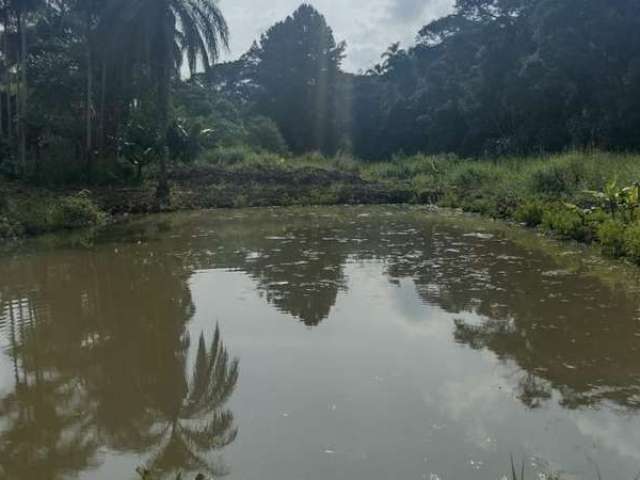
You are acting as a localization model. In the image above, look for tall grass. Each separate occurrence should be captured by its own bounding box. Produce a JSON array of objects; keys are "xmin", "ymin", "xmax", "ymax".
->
[
  {"xmin": 359, "ymin": 150, "xmax": 640, "ymax": 264},
  {"xmin": 363, "ymin": 151, "xmax": 640, "ymax": 199},
  {"xmin": 197, "ymin": 145, "xmax": 359, "ymax": 173}
]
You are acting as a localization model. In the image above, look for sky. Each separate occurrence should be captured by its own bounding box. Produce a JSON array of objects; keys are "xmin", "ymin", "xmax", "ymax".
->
[{"xmin": 217, "ymin": 0, "xmax": 455, "ymax": 73}]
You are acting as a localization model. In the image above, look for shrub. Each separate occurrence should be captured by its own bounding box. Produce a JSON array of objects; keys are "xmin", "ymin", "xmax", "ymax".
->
[
  {"xmin": 232, "ymin": 193, "xmax": 249, "ymax": 209},
  {"xmin": 205, "ymin": 118, "xmax": 248, "ymax": 147},
  {"xmin": 490, "ymin": 189, "xmax": 519, "ymax": 218},
  {"xmin": 50, "ymin": 192, "xmax": 106, "ymax": 229},
  {"xmin": 542, "ymin": 206, "xmax": 590, "ymax": 241},
  {"xmin": 514, "ymin": 200, "xmax": 546, "ymax": 227},
  {"xmin": 246, "ymin": 116, "xmax": 289, "ymax": 155},
  {"xmin": 0, "ymin": 215, "xmax": 17, "ymax": 238},
  {"xmin": 450, "ymin": 164, "xmax": 496, "ymax": 190},
  {"xmin": 17, "ymin": 199, "xmax": 55, "ymax": 234},
  {"xmin": 201, "ymin": 146, "xmax": 251, "ymax": 166},
  {"xmin": 623, "ymin": 223, "xmax": 640, "ymax": 263},
  {"xmin": 412, "ymin": 174, "xmax": 440, "ymax": 204},
  {"xmin": 597, "ymin": 219, "xmax": 627, "ymax": 257},
  {"xmin": 528, "ymin": 160, "xmax": 585, "ymax": 196},
  {"xmin": 363, "ymin": 161, "xmax": 411, "ymax": 180}
]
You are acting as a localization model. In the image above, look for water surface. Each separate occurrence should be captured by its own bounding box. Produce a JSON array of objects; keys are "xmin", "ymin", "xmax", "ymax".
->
[{"xmin": 1, "ymin": 206, "xmax": 640, "ymax": 480}]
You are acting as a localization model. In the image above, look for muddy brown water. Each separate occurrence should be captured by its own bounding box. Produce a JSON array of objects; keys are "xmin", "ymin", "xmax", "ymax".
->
[{"xmin": 1, "ymin": 206, "xmax": 640, "ymax": 480}]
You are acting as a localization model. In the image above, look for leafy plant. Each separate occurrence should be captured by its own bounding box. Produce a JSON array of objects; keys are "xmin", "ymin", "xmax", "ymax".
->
[
  {"xmin": 597, "ymin": 219, "xmax": 627, "ymax": 257},
  {"xmin": 514, "ymin": 200, "xmax": 546, "ymax": 227},
  {"xmin": 624, "ymin": 223, "xmax": 640, "ymax": 263},
  {"xmin": 50, "ymin": 191, "xmax": 106, "ymax": 229},
  {"xmin": 542, "ymin": 205, "xmax": 592, "ymax": 242}
]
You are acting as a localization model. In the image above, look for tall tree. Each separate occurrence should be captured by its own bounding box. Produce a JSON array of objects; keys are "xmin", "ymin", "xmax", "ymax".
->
[
  {"xmin": 102, "ymin": 0, "xmax": 229, "ymax": 206},
  {"xmin": 253, "ymin": 4, "xmax": 346, "ymax": 154},
  {"xmin": 8, "ymin": 0, "xmax": 41, "ymax": 175}
]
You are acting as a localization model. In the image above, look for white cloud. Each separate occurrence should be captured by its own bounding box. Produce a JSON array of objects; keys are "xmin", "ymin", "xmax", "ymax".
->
[{"xmin": 217, "ymin": 0, "xmax": 455, "ymax": 72}]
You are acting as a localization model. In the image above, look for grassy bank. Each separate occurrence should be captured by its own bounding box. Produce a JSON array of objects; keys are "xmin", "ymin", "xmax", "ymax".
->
[
  {"xmin": 0, "ymin": 147, "xmax": 411, "ymax": 240},
  {"xmin": 0, "ymin": 183, "xmax": 107, "ymax": 238},
  {"xmin": 361, "ymin": 150, "xmax": 640, "ymax": 265},
  {"xmin": 4, "ymin": 148, "xmax": 640, "ymax": 269}
]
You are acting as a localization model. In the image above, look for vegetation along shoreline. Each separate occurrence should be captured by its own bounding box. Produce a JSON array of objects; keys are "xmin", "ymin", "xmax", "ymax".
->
[{"xmin": 5, "ymin": 149, "xmax": 640, "ymax": 269}]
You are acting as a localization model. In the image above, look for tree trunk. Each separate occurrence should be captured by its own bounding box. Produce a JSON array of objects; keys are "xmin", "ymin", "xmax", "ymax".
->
[
  {"xmin": 98, "ymin": 59, "xmax": 107, "ymax": 151},
  {"xmin": 0, "ymin": 15, "xmax": 4, "ymax": 139},
  {"xmin": 0, "ymin": 91, "xmax": 4, "ymax": 139},
  {"xmin": 6, "ymin": 81, "xmax": 11, "ymax": 141},
  {"xmin": 85, "ymin": 26, "xmax": 94, "ymax": 181},
  {"xmin": 3, "ymin": 14, "xmax": 11, "ymax": 144},
  {"xmin": 17, "ymin": 11, "xmax": 27, "ymax": 177},
  {"xmin": 155, "ymin": 41, "xmax": 171, "ymax": 208}
]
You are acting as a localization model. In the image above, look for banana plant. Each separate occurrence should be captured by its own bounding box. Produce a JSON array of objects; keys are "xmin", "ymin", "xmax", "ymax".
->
[
  {"xmin": 618, "ymin": 181, "xmax": 640, "ymax": 222},
  {"xmin": 583, "ymin": 178, "xmax": 640, "ymax": 220},
  {"xmin": 584, "ymin": 179, "xmax": 618, "ymax": 216}
]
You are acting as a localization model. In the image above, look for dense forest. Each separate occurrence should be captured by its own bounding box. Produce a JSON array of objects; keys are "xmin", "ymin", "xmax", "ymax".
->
[{"xmin": 1, "ymin": 0, "xmax": 639, "ymax": 190}]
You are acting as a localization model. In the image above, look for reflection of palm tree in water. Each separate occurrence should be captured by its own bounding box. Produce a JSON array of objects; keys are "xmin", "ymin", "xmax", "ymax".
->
[
  {"xmin": 143, "ymin": 325, "xmax": 239, "ymax": 479},
  {"xmin": 0, "ymin": 298, "xmax": 97, "ymax": 480},
  {"xmin": 0, "ymin": 240, "xmax": 242, "ymax": 479},
  {"xmin": 0, "ymin": 287, "xmax": 239, "ymax": 479}
]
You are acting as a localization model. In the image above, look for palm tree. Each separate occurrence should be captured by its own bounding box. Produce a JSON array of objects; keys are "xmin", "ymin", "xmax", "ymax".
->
[
  {"xmin": 102, "ymin": 0, "xmax": 229, "ymax": 206},
  {"xmin": 145, "ymin": 326, "xmax": 239, "ymax": 478}
]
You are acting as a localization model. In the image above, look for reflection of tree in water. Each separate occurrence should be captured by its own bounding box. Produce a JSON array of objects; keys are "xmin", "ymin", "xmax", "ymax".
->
[
  {"xmin": 4, "ymin": 205, "xmax": 640, "ymax": 479},
  {"xmin": 200, "ymin": 207, "xmax": 640, "ymax": 416},
  {"xmin": 204, "ymin": 212, "xmax": 351, "ymax": 327},
  {"xmin": 100, "ymin": 208, "xmax": 439, "ymax": 328},
  {"xmin": 383, "ymin": 225, "xmax": 640, "ymax": 411},
  {"xmin": 0, "ymin": 298, "xmax": 98, "ymax": 479},
  {"xmin": 199, "ymin": 209, "xmax": 439, "ymax": 326},
  {"xmin": 244, "ymin": 234, "xmax": 347, "ymax": 327},
  {"xmin": 145, "ymin": 327, "xmax": 238, "ymax": 478},
  {"xmin": 0, "ymin": 242, "xmax": 238, "ymax": 480}
]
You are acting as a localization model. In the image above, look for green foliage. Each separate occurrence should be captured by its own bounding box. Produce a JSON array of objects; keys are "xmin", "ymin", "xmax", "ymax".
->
[
  {"xmin": 529, "ymin": 164, "xmax": 582, "ymax": 196},
  {"xmin": 245, "ymin": 116, "xmax": 289, "ymax": 155},
  {"xmin": 542, "ymin": 206, "xmax": 592, "ymax": 242},
  {"xmin": 514, "ymin": 200, "xmax": 546, "ymax": 227},
  {"xmin": 597, "ymin": 220, "xmax": 627, "ymax": 258},
  {"xmin": 167, "ymin": 120, "xmax": 201, "ymax": 164},
  {"xmin": 347, "ymin": 0, "xmax": 640, "ymax": 159},
  {"xmin": 50, "ymin": 192, "xmax": 106, "ymax": 229},
  {"xmin": 623, "ymin": 224, "xmax": 640, "ymax": 264},
  {"xmin": 7, "ymin": 191, "xmax": 105, "ymax": 235},
  {"xmin": 16, "ymin": 199, "xmax": 59, "ymax": 235},
  {"xmin": 200, "ymin": 146, "xmax": 257, "ymax": 166},
  {"xmin": 121, "ymin": 105, "xmax": 163, "ymax": 180},
  {"xmin": 450, "ymin": 164, "xmax": 497, "ymax": 191},
  {"xmin": 253, "ymin": 4, "xmax": 346, "ymax": 154},
  {"xmin": 0, "ymin": 215, "xmax": 18, "ymax": 239},
  {"xmin": 2, "ymin": 0, "xmax": 640, "ymax": 197}
]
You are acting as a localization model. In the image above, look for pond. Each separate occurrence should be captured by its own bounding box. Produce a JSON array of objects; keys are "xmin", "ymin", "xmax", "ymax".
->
[{"xmin": 1, "ymin": 205, "xmax": 640, "ymax": 480}]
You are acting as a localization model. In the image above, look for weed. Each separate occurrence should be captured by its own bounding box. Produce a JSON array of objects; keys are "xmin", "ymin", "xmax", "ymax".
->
[
  {"xmin": 514, "ymin": 200, "xmax": 546, "ymax": 227},
  {"xmin": 624, "ymin": 223, "xmax": 640, "ymax": 264},
  {"xmin": 542, "ymin": 206, "xmax": 591, "ymax": 242},
  {"xmin": 597, "ymin": 219, "xmax": 627, "ymax": 257},
  {"xmin": 50, "ymin": 192, "xmax": 107, "ymax": 229}
]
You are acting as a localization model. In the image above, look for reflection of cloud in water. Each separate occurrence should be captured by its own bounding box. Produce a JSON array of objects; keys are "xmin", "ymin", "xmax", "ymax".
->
[
  {"xmin": 572, "ymin": 411, "xmax": 640, "ymax": 463},
  {"xmin": 4, "ymin": 206, "xmax": 640, "ymax": 479},
  {"xmin": 434, "ymin": 367, "xmax": 508, "ymax": 421}
]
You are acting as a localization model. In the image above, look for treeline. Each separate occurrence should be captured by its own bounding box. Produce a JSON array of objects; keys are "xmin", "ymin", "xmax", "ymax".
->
[
  {"xmin": 1, "ymin": 0, "xmax": 640, "ymax": 190},
  {"xmin": 0, "ymin": 0, "xmax": 229, "ymax": 196},
  {"xmin": 211, "ymin": 0, "xmax": 640, "ymax": 159},
  {"xmin": 351, "ymin": 0, "xmax": 640, "ymax": 158}
]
